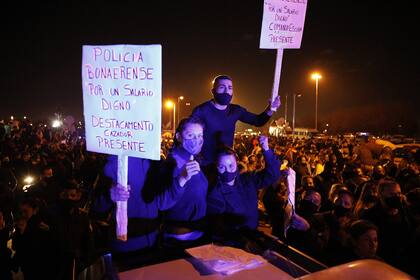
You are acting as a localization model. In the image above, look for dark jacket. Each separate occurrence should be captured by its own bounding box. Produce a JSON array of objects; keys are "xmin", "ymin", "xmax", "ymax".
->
[
  {"xmin": 207, "ymin": 149, "xmax": 280, "ymax": 236},
  {"xmin": 192, "ymin": 101, "xmax": 270, "ymax": 164}
]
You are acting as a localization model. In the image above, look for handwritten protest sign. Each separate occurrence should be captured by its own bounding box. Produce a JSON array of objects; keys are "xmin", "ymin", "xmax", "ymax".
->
[
  {"xmin": 82, "ymin": 44, "xmax": 162, "ymax": 240},
  {"xmin": 82, "ymin": 44, "xmax": 162, "ymax": 160},
  {"xmin": 260, "ymin": 0, "xmax": 308, "ymax": 107},
  {"xmin": 260, "ymin": 0, "xmax": 308, "ymax": 49},
  {"xmin": 260, "ymin": 1, "xmax": 307, "ymax": 232}
]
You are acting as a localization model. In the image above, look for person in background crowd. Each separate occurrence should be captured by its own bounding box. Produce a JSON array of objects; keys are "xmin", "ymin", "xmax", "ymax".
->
[
  {"xmin": 371, "ymin": 164, "xmax": 386, "ymax": 182},
  {"xmin": 361, "ymin": 180, "xmax": 413, "ymax": 271},
  {"xmin": 295, "ymin": 175, "xmax": 315, "ymax": 206},
  {"xmin": 320, "ymin": 183, "xmax": 349, "ymax": 212},
  {"xmin": 344, "ymin": 164, "xmax": 369, "ymax": 197},
  {"xmin": 398, "ymin": 153, "xmax": 420, "ymax": 194},
  {"xmin": 28, "ymin": 165, "xmax": 60, "ymax": 210},
  {"xmin": 52, "ymin": 151, "xmax": 73, "ymax": 184},
  {"xmin": 51, "ymin": 180, "xmax": 93, "ymax": 279},
  {"xmin": 309, "ymin": 189, "xmax": 356, "ymax": 265},
  {"xmin": 294, "ymin": 156, "xmax": 312, "ymax": 190},
  {"xmin": 296, "ymin": 189, "xmax": 322, "ymax": 220},
  {"xmin": 353, "ymin": 182, "xmax": 379, "ymax": 218},
  {"xmin": 0, "ymin": 209, "xmax": 13, "ymax": 280},
  {"xmin": 262, "ymin": 168, "xmax": 289, "ymax": 239},
  {"xmin": 405, "ymin": 187, "xmax": 420, "ymax": 278},
  {"xmin": 343, "ymin": 219, "xmax": 381, "ymax": 262},
  {"xmin": 379, "ymin": 148, "xmax": 398, "ymax": 178},
  {"xmin": 314, "ymin": 161, "xmax": 343, "ymax": 206},
  {"xmin": 237, "ymin": 154, "xmax": 249, "ymax": 174},
  {"xmin": 284, "ymin": 190, "xmax": 322, "ymax": 256},
  {"xmin": 247, "ymin": 154, "xmax": 258, "ymax": 172},
  {"xmin": 12, "ymin": 198, "xmax": 54, "ymax": 280}
]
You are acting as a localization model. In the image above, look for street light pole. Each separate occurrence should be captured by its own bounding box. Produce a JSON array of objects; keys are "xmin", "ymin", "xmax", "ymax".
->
[
  {"xmin": 177, "ymin": 96, "xmax": 184, "ymax": 125},
  {"xmin": 292, "ymin": 93, "xmax": 302, "ymax": 136},
  {"xmin": 315, "ymin": 78, "xmax": 318, "ymax": 131},
  {"xmin": 311, "ymin": 73, "xmax": 322, "ymax": 131},
  {"xmin": 165, "ymin": 100, "xmax": 176, "ymax": 134},
  {"xmin": 284, "ymin": 94, "xmax": 288, "ymax": 123},
  {"xmin": 173, "ymin": 104, "xmax": 176, "ymax": 134}
]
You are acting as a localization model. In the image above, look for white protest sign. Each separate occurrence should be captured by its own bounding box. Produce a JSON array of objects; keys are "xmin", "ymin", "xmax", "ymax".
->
[
  {"xmin": 260, "ymin": 0, "xmax": 308, "ymax": 49},
  {"xmin": 82, "ymin": 44, "xmax": 162, "ymax": 240},
  {"xmin": 82, "ymin": 44, "xmax": 162, "ymax": 160},
  {"xmin": 260, "ymin": 0, "xmax": 308, "ymax": 108},
  {"xmin": 286, "ymin": 167, "xmax": 296, "ymax": 209},
  {"xmin": 284, "ymin": 167, "xmax": 296, "ymax": 238}
]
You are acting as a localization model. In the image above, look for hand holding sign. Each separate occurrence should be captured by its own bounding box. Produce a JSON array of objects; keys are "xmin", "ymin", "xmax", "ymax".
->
[
  {"xmin": 116, "ymin": 156, "xmax": 128, "ymax": 241},
  {"xmin": 110, "ymin": 183, "xmax": 131, "ymax": 202},
  {"xmin": 268, "ymin": 95, "xmax": 281, "ymax": 113}
]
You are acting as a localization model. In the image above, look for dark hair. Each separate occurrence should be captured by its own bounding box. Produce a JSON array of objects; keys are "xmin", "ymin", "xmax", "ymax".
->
[
  {"xmin": 349, "ymin": 219, "xmax": 378, "ymax": 240},
  {"xmin": 302, "ymin": 189, "xmax": 321, "ymax": 200},
  {"xmin": 378, "ymin": 180, "xmax": 399, "ymax": 194},
  {"xmin": 20, "ymin": 197, "xmax": 39, "ymax": 209},
  {"xmin": 62, "ymin": 179, "xmax": 80, "ymax": 191},
  {"xmin": 335, "ymin": 188, "xmax": 354, "ymax": 202},
  {"xmin": 212, "ymin": 75, "xmax": 232, "ymax": 88},
  {"xmin": 173, "ymin": 116, "xmax": 205, "ymax": 147},
  {"xmin": 215, "ymin": 146, "xmax": 238, "ymax": 162},
  {"xmin": 301, "ymin": 175, "xmax": 313, "ymax": 186},
  {"xmin": 329, "ymin": 183, "xmax": 348, "ymax": 201},
  {"xmin": 414, "ymin": 150, "xmax": 420, "ymax": 165},
  {"xmin": 406, "ymin": 188, "xmax": 420, "ymax": 206}
]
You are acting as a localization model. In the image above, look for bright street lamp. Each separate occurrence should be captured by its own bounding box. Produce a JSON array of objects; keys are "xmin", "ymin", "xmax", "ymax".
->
[
  {"xmin": 311, "ymin": 73, "xmax": 322, "ymax": 131},
  {"xmin": 292, "ymin": 93, "xmax": 302, "ymax": 135},
  {"xmin": 52, "ymin": 119, "xmax": 63, "ymax": 128},
  {"xmin": 165, "ymin": 100, "xmax": 176, "ymax": 133}
]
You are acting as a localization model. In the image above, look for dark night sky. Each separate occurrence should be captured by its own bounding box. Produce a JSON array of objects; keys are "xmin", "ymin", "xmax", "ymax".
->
[{"xmin": 2, "ymin": 0, "xmax": 420, "ymax": 134}]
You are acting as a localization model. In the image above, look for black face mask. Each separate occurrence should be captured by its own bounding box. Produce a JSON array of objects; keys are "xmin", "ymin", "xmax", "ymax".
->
[
  {"xmin": 363, "ymin": 194, "xmax": 378, "ymax": 204},
  {"xmin": 44, "ymin": 177, "xmax": 55, "ymax": 184},
  {"xmin": 299, "ymin": 200, "xmax": 318, "ymax": 216},
  {"xmin": 59, "ymin": 199, "xmax": 79, "ymax": 212},
  {"xmin": 219, "ymin": 170, "xmax": 239, "ymax": 183},
  {"xmin": 372, "ymin": 173, "xmax": 385, "ymax": 181},
  {"xmin": 213, "ymin": 92, "xmax": 232, "ymax": 106},
  {"xmin": 334, "ymin": 204, "xmax": 352, "ymax": 217},
  {"xmin": 385, "ymin": 196, "xmax": 402, "ymax": 209}
]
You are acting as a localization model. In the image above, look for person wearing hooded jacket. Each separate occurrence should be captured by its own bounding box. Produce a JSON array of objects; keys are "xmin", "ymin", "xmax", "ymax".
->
[{"xmin": 206, "ymin": 135, "xmax": 280, "ymax": 241}]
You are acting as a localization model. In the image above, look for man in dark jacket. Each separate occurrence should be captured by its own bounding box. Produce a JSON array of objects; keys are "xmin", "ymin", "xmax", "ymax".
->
[
  {"xmin": 361, "ymin": 180, "xmax": 413, "ymax": 272},
  {"xmin": 192, "ymin": 75, "xmax": 280, "ymax": 165}
]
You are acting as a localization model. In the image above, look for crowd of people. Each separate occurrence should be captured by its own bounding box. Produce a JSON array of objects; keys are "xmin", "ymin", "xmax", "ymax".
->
[{"xmin": 0, "ymin": 75, "xmax": 419, "ymax": 279}]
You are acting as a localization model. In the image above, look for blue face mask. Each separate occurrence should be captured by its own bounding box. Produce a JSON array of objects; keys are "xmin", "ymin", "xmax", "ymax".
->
[
  {"xmin": 213, "ymin": 92, "xmax": 232, "ymax": 105},
  {"xmin": 219, "ymin": 170, "xmax": 239, "ymax": 183},
  {"xmin": 182, "ymin": 138, "xmax": 202, "ymax": 155}
]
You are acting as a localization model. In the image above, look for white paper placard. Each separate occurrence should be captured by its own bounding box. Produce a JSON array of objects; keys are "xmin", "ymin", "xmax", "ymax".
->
[
  {"xmin": 82, "ymin": 44, "xmax": 162, "ymax": 160},
  {"xmin": 260, "ymin": 0, "xmax": 308, "ymax": 49}
]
